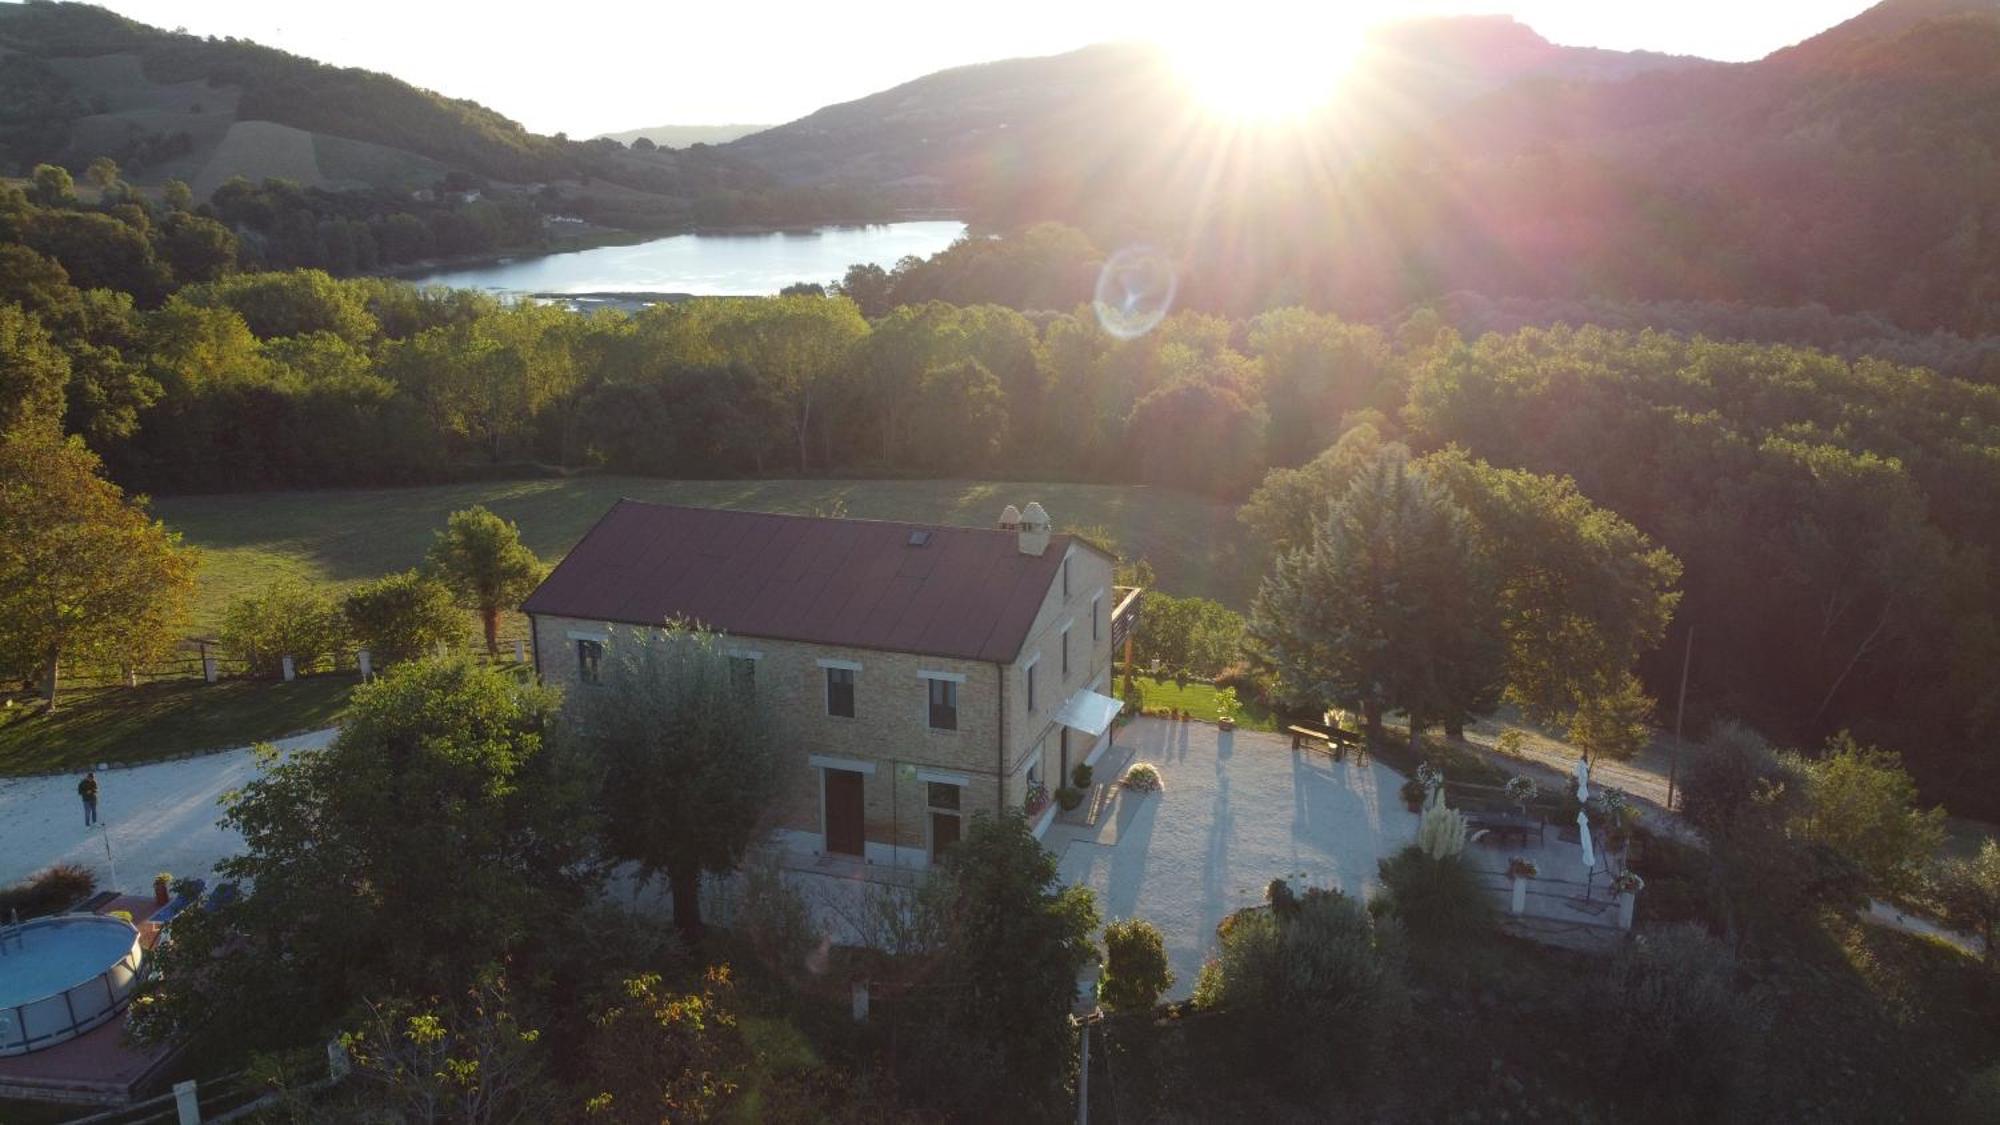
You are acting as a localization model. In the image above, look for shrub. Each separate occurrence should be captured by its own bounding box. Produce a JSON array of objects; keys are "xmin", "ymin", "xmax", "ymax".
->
[
  {"xmin": 343, "ymin": 570, "xmax": 466, "ymax": 664},
  {"xmin": 1791, "ymin": 735, "xmax": 1946, "ymax": 895},
  {"xmin": 1099, "ymin": 918, "xmax": 1174, "ymax": 1013},
  {"xmin": 1375, "ymin": 846, "xmax": 1490, "ymax": 938},
  {"xmin": 1931, "ymin": 840, "xmax": 2000, "ymax": 970},
  {"xmin": 733, "ymin": 856, "xmax": 826, "ymax": 988},
  {"xmin": 1055, "ymin": 785, "xmax": 1084, "ymax": 811},
  {"xmin": 1677, "ymin": 720, "xmax": 1784, "ymax": 834},
  {"xmin": 221, "ymin": 578, "xmax": 347, "ymax": 677},
  {"xmin": 1195, "ymin": 885, "xmax": 1407, "ymax": 1090},
  {"xmin": 1213, "ymin": 662, "xmax": 1271, "ymax": 705},
  {"xmin": 1957, "ymin": 1062, "xmax": 2000, "ymax": 1124},
  {"xmin": 1580, "ymin": 924, "xmax": 1768, "ymax": 1118},
  {"xmin": 1071, "ymin": 763, "xmax": 1093, "ymax": 788},
  {"xmin": 1123, "ymin": 762, "xmax": 1163, "ymax": 793},
  {"xmin": 1399, "ymin": 777, "xmax": 1428, "ymax": 812},
  {"xmin": 0, "ymin": 862, "xmax": 96, "ymax": 918}
]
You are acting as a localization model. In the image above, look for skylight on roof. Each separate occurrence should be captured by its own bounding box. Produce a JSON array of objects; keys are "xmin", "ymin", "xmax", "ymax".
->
[{"xmin": 907, "ymin": 529, "xmax": 932, "ymax": 547}]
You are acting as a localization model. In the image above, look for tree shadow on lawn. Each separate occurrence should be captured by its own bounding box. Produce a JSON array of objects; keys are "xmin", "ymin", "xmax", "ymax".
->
[{"xmin": 0, "ymin": 674, "xmax": 356, "ymax": 775}]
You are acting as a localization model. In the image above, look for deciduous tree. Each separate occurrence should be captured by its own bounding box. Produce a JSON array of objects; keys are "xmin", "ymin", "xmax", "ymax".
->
[
  {"xmin": 1247, "ymin": 449, "xmax": 1501, "ymax": 744},
  {"xmin": 0, "ymin": 427, "xmax": 195, "ymax": 709},
  {"xmin": 426, "ymin": 506, "xmax": 545, "ymax": 653},
  {"xmin": 133, "ymin": 659, "xmax": 594, "ymax": 1051},
  {"xmin": 566, "ymin": 622, "xmax": 780, "ymax": 940}
]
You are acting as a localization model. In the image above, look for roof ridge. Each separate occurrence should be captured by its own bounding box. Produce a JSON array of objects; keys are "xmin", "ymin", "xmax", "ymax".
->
[{"xmin": 612, "ymin": 497, "xmax": 1041, "ymax": 539}]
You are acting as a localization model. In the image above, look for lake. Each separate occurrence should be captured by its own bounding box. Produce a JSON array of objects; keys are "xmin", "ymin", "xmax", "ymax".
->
[{"xmin": 404, "ymin": 220, "xmax": 966, "ymax": 299}]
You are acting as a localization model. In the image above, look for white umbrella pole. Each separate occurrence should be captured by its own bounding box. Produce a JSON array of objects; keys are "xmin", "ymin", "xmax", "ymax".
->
[{"xmin": 1577, "ymin": 811, "xmax": 1595, "ymax": 900}]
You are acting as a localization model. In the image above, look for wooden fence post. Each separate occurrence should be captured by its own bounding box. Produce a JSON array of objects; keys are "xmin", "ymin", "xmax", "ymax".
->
[
  {"xmin": 514, "ymin": 638, "xmax": 526, "ymax": 665},
  {"xmin": 174, "ymin": 1078, "xmax": 201, "ymax": 1124},
  {"xmin": 201, "ymin": 642, "xmax": 217, "ymax": 684},
  {"xmin": 358, "ymin": 649, "xmax": 372, "ymax": 682},
  {"xmin": 281, "ymin": 655, "xmax": 295, "ymax": 682}
]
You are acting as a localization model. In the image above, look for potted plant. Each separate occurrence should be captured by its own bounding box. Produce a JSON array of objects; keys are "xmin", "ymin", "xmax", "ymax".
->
[
  {"xmin": 1504, "ymin": 775, "xmax": 1539, "ymax": 816},
  {"xmin": 153, "ymin": 871, "xmax": 173, "ymax": 907},
  {"xmin": 1056, "ymin": 785, "xmax": 1084, "ymax": 812},
  {"xmin": 1507, "ymin": 857, "xmax": 1538, "ymax": 915},
  {"xmin": 1072, "ymin": 763, "xmax": 1094, "ymax": 788},
  {"xmin": 1611, "ymin": 870, "xmax": 1644, "ymax": 930},
  {"xmin": 1400, "ymin": 777, "xmax": 1428, "ymax": 813},
  {"xmin": 1024, "ymin": 782, "xmax": 1051, "ymax": 818},
  {"xmin": 1215, "ymin": 687, "xmax": 1239, "ymax": 731}
]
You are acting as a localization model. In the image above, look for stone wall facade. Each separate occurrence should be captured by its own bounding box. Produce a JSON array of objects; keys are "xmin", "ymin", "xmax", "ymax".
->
[{"xmin": 528, "ymin": 534, "xmax": 1121, "ymax": 869}]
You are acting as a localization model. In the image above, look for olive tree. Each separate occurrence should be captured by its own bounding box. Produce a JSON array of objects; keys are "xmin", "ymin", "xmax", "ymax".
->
[{"xmin": 565, "ymin": 621, "xmax": 780, "ymax": 940}]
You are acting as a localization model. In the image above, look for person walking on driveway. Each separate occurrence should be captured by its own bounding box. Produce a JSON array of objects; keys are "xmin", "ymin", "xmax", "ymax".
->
[{"xmin": 79, "ymin": 770, "xmax": 98, "ymax": 826}]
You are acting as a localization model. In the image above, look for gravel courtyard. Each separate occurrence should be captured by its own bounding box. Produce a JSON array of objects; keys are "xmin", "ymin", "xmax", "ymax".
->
[
  {"xmin": 0, "ymin": 729, "xmax": 332, "ymax": 893},
  {"xmin": 1048, "ymin": 717, "xmax": 1420, "ymax": 1001}
]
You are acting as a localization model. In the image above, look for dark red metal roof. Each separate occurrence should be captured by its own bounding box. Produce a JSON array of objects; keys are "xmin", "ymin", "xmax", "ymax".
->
[{"xmin": 522, "ymin": 500, "xmax": 1101, "ymax": 663}]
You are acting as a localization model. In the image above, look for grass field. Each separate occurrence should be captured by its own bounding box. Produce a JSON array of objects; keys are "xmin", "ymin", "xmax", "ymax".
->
[
  {"xmin": 1128, "ymin": 675, "xmax": 1280, "ymax": 731},
  {"xmin": 0, "ymin": 675, "xmax": 357, "ymax": 774},
  {"xmin": 152, "ymin": 476, "xmax": 1261, "ymax": 632}
]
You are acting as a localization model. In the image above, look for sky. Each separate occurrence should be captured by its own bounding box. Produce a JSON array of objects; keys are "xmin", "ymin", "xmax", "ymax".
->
[{"xmin": 94, "ymin": 0, "xmax": 1880, "ymax": 137}]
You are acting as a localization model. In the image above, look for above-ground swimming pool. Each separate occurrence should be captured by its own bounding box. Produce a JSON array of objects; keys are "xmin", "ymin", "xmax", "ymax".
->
[{"xmin": 0, "ymin": 914, "xmax": 145, "ymax": 1055}]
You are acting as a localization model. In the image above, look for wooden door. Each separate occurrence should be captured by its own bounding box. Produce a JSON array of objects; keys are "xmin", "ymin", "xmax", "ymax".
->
[{"xmin": 824, "ymin": 768, "xmax": 865, "ymax": 856}]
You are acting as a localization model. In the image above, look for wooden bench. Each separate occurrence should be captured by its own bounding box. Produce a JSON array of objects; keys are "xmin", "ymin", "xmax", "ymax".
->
[
  {"xmin": 1290, "ymin": 724, "xmax": 1369, "ymax": 763},
  {"xmin": 1287, "ymin": 724, "xmax": 1332, "ymax": 751}
]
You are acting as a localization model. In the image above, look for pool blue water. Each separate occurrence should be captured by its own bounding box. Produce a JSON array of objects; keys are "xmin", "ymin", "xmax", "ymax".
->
[{"xmin": 0, "ymin": 918, "xmax": 136, "ymax": 1008}]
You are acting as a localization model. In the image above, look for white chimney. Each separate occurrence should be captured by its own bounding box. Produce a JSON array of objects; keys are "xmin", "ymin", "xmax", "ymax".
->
[
  {"xmin": 998, "ymin": 504, "xmax": 1023, "ymax": 530},
  {"xmin": 1018, "ymin": 501, "xmax": 1050, "ymax": 556}
]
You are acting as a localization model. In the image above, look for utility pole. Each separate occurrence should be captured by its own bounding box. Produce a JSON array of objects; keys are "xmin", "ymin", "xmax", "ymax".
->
[{"xmin": 1666, "ymin": 625, "xmax": 1694, "ymax": 811}]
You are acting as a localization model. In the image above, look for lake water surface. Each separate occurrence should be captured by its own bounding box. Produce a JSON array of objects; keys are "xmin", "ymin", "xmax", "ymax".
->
[{"xmin": 405, "ymin": 220, "xmax": 966, "ymax": 298}]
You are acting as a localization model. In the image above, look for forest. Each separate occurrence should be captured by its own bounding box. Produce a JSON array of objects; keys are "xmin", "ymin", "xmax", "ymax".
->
[{"xmin": 4, "ymin": 160, "xmax": 2000, "ymax": 818}]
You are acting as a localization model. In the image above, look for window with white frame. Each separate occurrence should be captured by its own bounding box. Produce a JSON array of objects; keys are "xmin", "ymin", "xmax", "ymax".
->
[
  {"xmin": 1026, "ymin": 660, "xmax": 1037, "ymax": 712},
  {"xmin": 727, "ymin": 656, "xmax": 756, "ymax": 692},
  {"xmin": 576, "ymin": 638, "xmax": 603, "ymax": 685},
  {"xmin": 926, "ymin": 677, "xmax": 959, "ymax": 730},
  {"xmin": 1062, "ymin": 555, "xmax": 1071, "ymax": 599},
  {"xmin": 1093, "ymin": 592, "xmax": 1103, "ymax": 641},
  {"xmin": 1061, "ymin": 625, "xmax": 1071, "ymax": 679}
]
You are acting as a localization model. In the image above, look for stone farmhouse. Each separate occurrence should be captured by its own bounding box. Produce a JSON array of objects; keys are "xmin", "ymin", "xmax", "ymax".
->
[{"xmin": 523, "ymin": 499, "xmax": 1140, "ymax": 868}]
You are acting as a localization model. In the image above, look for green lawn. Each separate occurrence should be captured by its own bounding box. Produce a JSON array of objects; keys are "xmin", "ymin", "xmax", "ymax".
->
[
  {"xmin": 1128, "ymin": 675, "xmax": 1280, "ymax": 731},
  {"xmin": 0, "ymin": 674, "xmax": 357, "ymax": 774},
  {"xmin": 153, "ymin": 476, "xmax": 1258, "ymax": 631}
]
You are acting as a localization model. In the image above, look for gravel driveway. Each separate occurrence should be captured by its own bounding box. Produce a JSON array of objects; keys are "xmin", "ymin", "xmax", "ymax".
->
[
  {"xmin": 0, "ymin": 729, "xmax": 333, "ymax": 894},
  {"xmin": 1048, "ymin": 717, "xmax": 1420, "ymax": 1000}
]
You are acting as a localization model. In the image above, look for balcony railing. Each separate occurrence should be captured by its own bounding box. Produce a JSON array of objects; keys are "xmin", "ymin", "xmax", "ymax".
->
[{"xmin": 1109, "ymin": 586, "xmax": 1143, "ymax": 654}]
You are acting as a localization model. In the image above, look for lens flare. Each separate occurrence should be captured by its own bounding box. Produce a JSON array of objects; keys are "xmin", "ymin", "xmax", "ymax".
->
[
  {"xmin": 1158, "ymin": 12, "xmax": 1366, "ymax": 122},
  {"xmin": 1094, "ymin": 245, "xmax": 1178, "ymax": 340}
]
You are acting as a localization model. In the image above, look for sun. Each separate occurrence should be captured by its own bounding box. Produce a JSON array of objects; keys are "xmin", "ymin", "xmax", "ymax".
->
[{"xmin": 1158, "ymin": 15, "xmax": 1368, "ymax": 123}]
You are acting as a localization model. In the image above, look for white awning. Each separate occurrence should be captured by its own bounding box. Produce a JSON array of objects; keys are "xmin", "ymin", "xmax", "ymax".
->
[{"xmin": 1054, "ymin": 688, "xmax": 1123, "ymax": 738}]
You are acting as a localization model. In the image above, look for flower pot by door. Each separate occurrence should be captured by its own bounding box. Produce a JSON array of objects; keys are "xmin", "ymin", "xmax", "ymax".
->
[
  {"xmin": 1511, "ymin": 876, "xmax": 1528, "ymax": 916},
  {"xmin": 1617, "ymin": 890, "xmax": 1636, "ymax": 930}
]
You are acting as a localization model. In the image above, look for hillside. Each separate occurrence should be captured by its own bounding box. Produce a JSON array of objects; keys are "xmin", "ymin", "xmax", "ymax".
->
[
  {"xmin": 0, "ymin": 1, "xmax": 774, "ymax": 227},
  {"xmin": 725, "ymin": 2, "xmax": 2000, "ymax": 334},
  {"xmin": 599, "ymin": 123, "xmax": 774, "ymax": 149}
]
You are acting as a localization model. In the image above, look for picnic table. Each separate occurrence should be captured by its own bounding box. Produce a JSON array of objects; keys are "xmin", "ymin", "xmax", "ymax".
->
[{"xmin": 1287, "ymin": 724, "xmax": 1368, "ymax": 763}]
